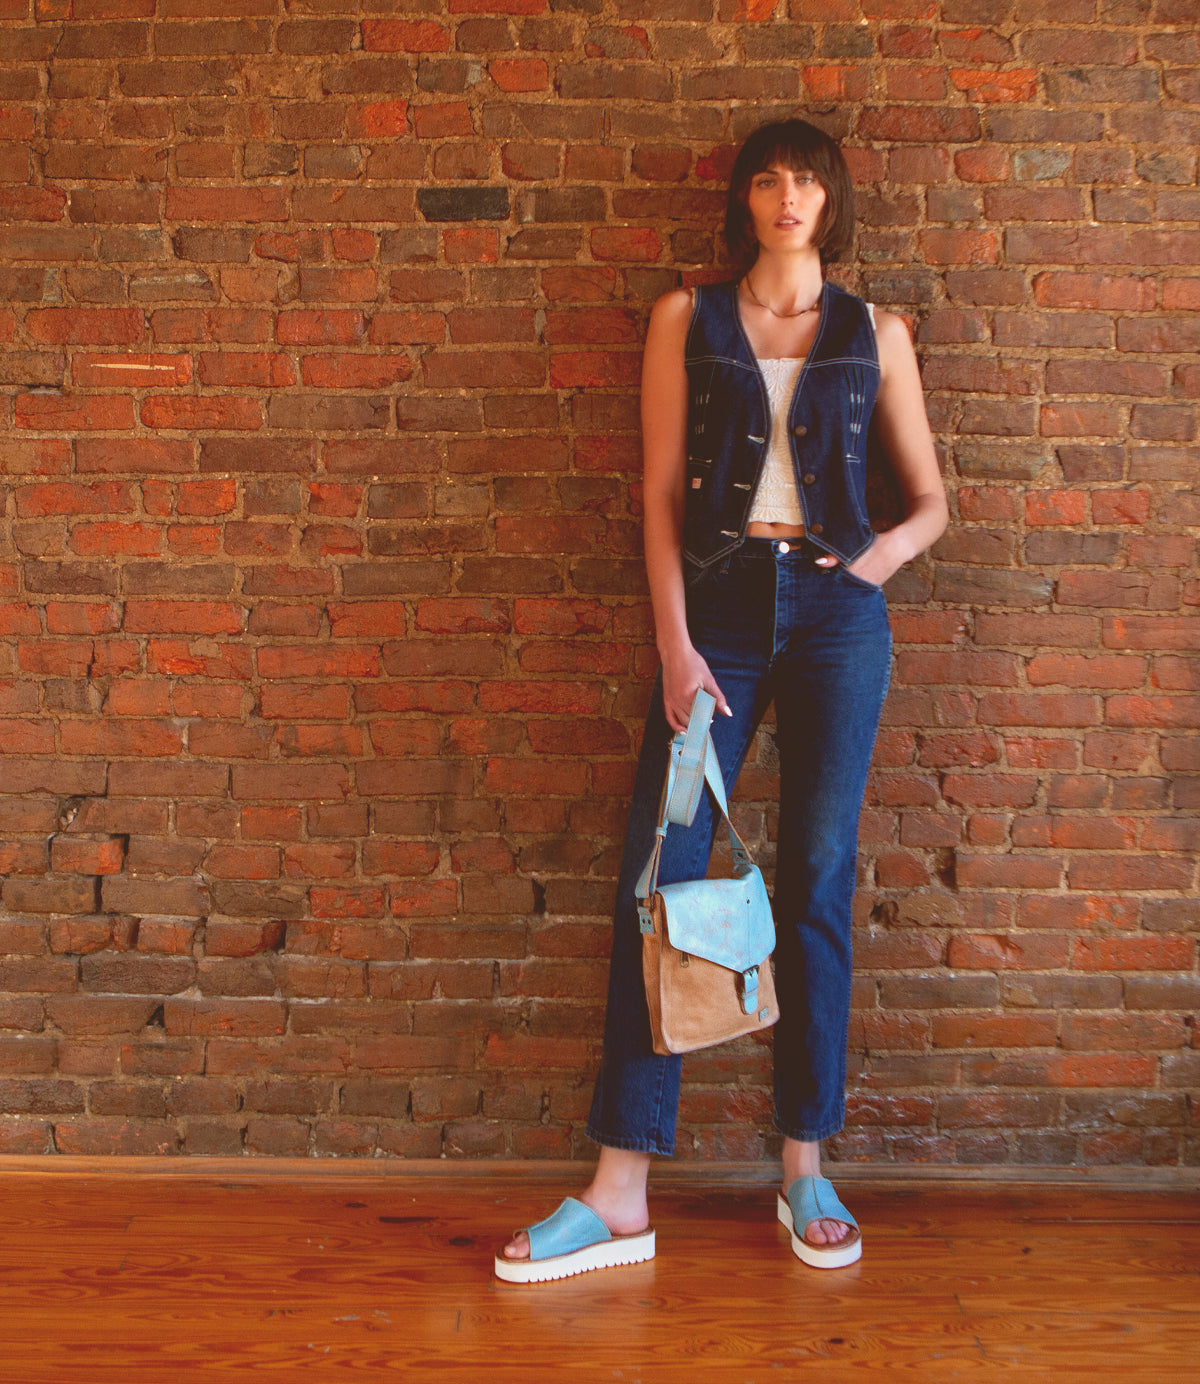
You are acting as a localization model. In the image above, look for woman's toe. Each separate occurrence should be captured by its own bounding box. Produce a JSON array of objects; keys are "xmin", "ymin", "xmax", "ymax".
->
[
  {"xmin": 806, "ymin": 1218, "xmax": 849, "ymax": 1246},
  {"xmin": 503, "ymin": 1230, "xmax": 531, "ymax": 1260}
]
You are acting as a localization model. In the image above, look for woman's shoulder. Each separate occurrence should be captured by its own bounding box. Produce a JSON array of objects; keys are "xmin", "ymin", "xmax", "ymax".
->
[
  {"xmin": 651, "ymin": 285, "xmax": 695, "ymax": 313},
  {"xmin": 645, "ymin": 286, "xmax": 697, "ymax": 345},
  {"xmin": 868, "ymin": 304, "xmax": 918, "ymax": 377},
  {"xmin": 869, "ymin": 306, "xmax": 911, "ymax": 344}
]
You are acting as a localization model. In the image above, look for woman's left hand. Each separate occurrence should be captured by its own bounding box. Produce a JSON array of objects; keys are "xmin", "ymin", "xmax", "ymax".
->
[{"xmin": 818, "ymin": 528, "xmax": 911, "ymax": 587}]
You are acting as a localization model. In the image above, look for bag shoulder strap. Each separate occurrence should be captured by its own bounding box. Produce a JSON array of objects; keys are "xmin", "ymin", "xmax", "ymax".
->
[
  {"xmin": 664, "ymin": 689, "xmax": 715, "ymax": 826},
  {"xmin": 636, "ymin": 691, "xmax": 754, "ymax": 932}
]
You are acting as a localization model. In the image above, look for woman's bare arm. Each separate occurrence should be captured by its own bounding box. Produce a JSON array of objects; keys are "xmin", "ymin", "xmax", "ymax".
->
[
  {"xmin": 843, "ymin": 309, "xmax": 949, "ymax": 585},
  {"xmin": 641, "ymin": 289, "xmax": 732, "ymax": 733}
]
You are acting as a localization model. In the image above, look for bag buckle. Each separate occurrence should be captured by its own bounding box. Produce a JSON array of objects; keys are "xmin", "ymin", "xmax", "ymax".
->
[{"xmin": 739, "ymin": 965, "xmax": 759, "ymax": 1016}]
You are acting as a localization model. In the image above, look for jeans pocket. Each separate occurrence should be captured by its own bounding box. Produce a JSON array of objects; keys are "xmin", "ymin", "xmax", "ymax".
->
[{"xmin": 834, "ymin": 563, "xmax": 883, "ymax": 593}]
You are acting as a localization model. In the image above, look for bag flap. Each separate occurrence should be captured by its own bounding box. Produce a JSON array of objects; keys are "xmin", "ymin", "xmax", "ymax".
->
[{"xmin": 656, "ymin": 866, "xmax": 774, "ymax": 973}]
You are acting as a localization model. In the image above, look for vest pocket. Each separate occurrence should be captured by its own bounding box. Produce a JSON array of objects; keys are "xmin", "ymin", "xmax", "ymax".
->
[
  {"xmin": 683, "ymin": 458, "xmax": 713, "ymax": 565},
  {"xmin": 686, "ymin": 456, "xmax": 713, "ymax": 493},
  {"xmin": 843, "ymin": 451, "xmax": 871, "ymax": 529}
]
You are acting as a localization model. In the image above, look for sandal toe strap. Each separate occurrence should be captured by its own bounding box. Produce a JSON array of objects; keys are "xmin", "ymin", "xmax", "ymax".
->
[
  {"xmin": 786, "ymin": 1176, "xmax": 858, "ymax": 1236},
  {"xmin": 526, "ymin": 1198, "xmax": 612, "ymax": 1262}
]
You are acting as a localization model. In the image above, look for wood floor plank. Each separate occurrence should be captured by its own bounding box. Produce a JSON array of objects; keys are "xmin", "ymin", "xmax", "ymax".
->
[{"xmin": 0, "ymin": 1171, "xmax": 1194, "ymax": 1384}]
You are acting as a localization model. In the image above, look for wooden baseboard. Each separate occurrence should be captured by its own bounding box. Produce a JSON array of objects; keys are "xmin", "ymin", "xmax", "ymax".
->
[{"xmin": 0, "ymin": 1153, "xmax": 1194, "ymax": 1191}]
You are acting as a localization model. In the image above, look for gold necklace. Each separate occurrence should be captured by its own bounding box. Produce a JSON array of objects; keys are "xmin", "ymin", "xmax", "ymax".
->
[{"xmin": 741, "ymin": 275, "xmax": 821, "ymax": 318}]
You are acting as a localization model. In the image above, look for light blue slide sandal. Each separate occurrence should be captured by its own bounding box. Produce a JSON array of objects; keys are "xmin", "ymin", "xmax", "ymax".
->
[
  {"xmin": 494, "ymin": 1197, "xmax": 655, "ymax": 1284},
  {"xmin": 777, "ymin": 1175, "xmax": 862, "ymax": 1269}
]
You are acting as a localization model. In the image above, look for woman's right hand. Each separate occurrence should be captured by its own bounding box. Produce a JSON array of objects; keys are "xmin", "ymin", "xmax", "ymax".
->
[{"xmin": 660, "ymin": 644, "xmax": 732, "ymax": 734}]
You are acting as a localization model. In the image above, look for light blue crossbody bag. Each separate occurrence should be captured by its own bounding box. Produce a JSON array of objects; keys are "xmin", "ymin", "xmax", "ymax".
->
[{"xmin": 637, "ymin": 690, "xmax": 780, "ymax": 1055}]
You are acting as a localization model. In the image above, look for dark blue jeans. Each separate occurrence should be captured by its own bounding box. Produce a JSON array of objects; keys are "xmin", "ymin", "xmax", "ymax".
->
[{"xmin": 587, "ymin": 537, "xmax": 892, "ymax": 1154}]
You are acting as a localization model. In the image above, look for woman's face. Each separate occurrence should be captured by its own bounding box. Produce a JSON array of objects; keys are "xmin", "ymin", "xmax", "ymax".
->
[{"xmin": 745, "ymin": 163, "xmax": 827, "ymax": 256}]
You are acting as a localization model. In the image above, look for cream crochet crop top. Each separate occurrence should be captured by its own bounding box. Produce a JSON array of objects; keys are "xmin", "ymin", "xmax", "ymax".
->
[
  {"xmin": 746, "ymin": 302, "xmax": 876, "ymax": 528},
  {"xmin": 746, "ymin": 356, "xmax": 806, "ymax": 526}
]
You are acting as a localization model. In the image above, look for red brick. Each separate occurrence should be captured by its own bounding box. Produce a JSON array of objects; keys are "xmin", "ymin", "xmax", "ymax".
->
[
  {"xmin": 1103, "ymin": 616, "xmax": 1194, "ymax": 651},
  {"xmin": 859, "ymin": 105, "xmax": 981, "ymax": 143},
  {"xmin": 71, "ymin": 523, "xmax": 163, "ymax": 557},
  {"xmin": 1039, "ymin": 404, "xmax": 1124, "ymax": 438},
  {"xmin": 0, "ymin": 439, "xmax": 72, "ymax": 477},
  {"xmin": 1025, "ymin": 655, "xmax": 1146, "ymax": 689},
  {"xmin": 73, "ymin": 353, "xmax": 191, "ymax": 387},
  {"xmin": 955, "ymin": 854, "xmax": 1065, "ymax": 889},
  {"xmin": 412, "ymin": 598, "xmax": 510, "ymax": 634},
  {"xmin": 802, "ymin": 65, "xmax": 873, "ymax": 100},
  {"xmin": 939, "ymin": 27, "xmax": 1015, "ymax": 64},
  {"xmin": 300, "ymin": 355, "xmax": 415, "ymax": 389},
  {"xmin": 1092, "ymin": 490, "xmax": 1153, "ymax": 525},
  {"xmin": 166, "ymin": 187, "xmax": 287, "ymax": 223},
  {"xmin": 346, "ymin": 101, "xmax": 409, "ymax": 139},
  {"xmin": 123, "ymin": 601, "xmax": 244, "ymax": 635},
  {"xmin": 957, "ymin": 486, "xmax": 1020, "ymax": 522},
  {"xmin": 589, "ymin": 227, "xmax": 662, "ymax": 263},
  {"xmin": 1017, "ymin": 895, "xmax": 1138, "ymax": 931},
  {"xmin": 1163, "ymin": 279, "xmax": 1200, "ymax": 311},
  {"xmin": 949, "ymin": 68, "xmax": 1038, "ymax": 102},
  {"xmin": 886, "ymin": 65, "xmax": 947, "ymax": 101},
  {"xmin": 443, "ymin": 228, "xmax": 499, "ymax": 264},
  {"xmin": 1106, "ymin": 695, "xmax": 1200, "ymax": 729},
  {"xmin": 15, "ymin": 394, "xmax": 136, "ymax": 431},
  {"xmin": 1011, "ymin": 815, "xmax": 1137, "ymax": 851},
  {"xmin": 412, "ymin": 102, "xmax": 473, "ymax": 139},
  {"xmin": 1072, "ymin": 937, "xmax": 1195, "ymax": 972},
  {"xmin": 954, "ymin": 145, "xmax": 1011, "ymax": 183},
  {"xmin": 277, "ymin": 311, "xmax": 366, "ymax": 346},
  {"xmin": 448, "ymin": 0, "xmax": 544, "ymax": 11},
  {"xmin": 1033, "ymin": 273, "xmax": 1156, "ymax": 311},
  {"xmin": 27, "ymin": 308, "xmax": 143, "ymax": 345},
  {"xmin": 362, "ymin": 19, "xmax": 451, "ymax": 51},
  {"xmin": 489, "ymin": 58, "xmax": 548, "ymax": 92},
  {"xmin": 142, "ymin": 396, "xmax": 262, "ymax": 431},
  {"xmin": 364, "ymin": 315, "xmax": 443, "ymax": 351},
  {"xmin": 543, "ymin": 308, "xmax": 639, "ymax": 345},
  {"xmin": 550, "ymin": 351, "xmax": 639, "ymax": 389},
  {"xmin": 1067, "ymin": 856, "xmax": 1195, "ymax": 893},
  {"xmin": 966, "ymin": 1054, "xmax": 1156, "ymax": 1088},
  {"xmin": 197, "ymin": 352, "xmax": 295, "ymax": 388}
]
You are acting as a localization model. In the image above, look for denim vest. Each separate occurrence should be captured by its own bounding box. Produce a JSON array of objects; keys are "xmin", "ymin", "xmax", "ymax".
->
[{"xmin": 682, "ymin": 279, "xmax": 880, "ymax": 583}]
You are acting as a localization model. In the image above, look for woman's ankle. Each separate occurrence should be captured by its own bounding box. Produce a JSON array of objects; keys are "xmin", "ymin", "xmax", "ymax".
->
[
  {"xmin": 583, "ymin": 1148, "xmax": 652, "ymax": 1233},
  {"xmin": 781, "ymin": 1137, "xmax": 822, "ymax": 1186}
]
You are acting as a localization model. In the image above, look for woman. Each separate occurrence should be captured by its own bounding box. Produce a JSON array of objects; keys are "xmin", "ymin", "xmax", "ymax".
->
[{"xmin": 497, "ymin": 118, "xmax": 948, "ymax": 1283}]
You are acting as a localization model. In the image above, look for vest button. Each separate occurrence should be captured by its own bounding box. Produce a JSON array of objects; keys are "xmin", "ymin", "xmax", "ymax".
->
[
  {"xmin": 810, "ymin": 522, "xmax": 823, "ymax": 535},
  {"xmin": 803, "ymin": 473, "xmax": 816, "ymax": 485},
  {"xmin": 792, "ymin": 424, "xmax": 807, "ymax": 437}
]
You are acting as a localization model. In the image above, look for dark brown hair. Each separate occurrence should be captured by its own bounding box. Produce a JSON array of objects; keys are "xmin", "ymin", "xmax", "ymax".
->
[{"xmin": 723, "ymin": 118, "xmax": 855, "ymax": 273}]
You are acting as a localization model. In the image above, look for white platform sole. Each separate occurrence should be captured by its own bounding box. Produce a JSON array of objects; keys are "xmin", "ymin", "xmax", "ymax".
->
[
  {"xmin": 494, "ymin": 1229, "xmax": 655, "ymax": 1284},
  {"xmin": 777, "ymin": 1193, "xmax": 862, "ymax": 1269}
]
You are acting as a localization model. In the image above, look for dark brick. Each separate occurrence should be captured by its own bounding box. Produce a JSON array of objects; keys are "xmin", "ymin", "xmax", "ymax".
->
[
  {"xmin": 417, "ymin": 187, "xmax": 510, "ymax": 222},
  {"xmin": 528, "ymin": 188, "xmax": 606, "ymax": 223},
  {"xmin": 1024, "ymin": 533, "xmax": 1121, "ymax": 565}
]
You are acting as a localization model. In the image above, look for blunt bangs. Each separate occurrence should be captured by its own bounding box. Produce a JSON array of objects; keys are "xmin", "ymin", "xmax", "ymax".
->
[{"xmin": 723, "ymin": 118, "xmax": 856, "ymax": 273}]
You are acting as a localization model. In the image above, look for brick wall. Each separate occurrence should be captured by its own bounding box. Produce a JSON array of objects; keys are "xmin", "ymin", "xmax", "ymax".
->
[{"xmin": 0, "ymin": 0, "xmax": 1196, "ymax": 1166}]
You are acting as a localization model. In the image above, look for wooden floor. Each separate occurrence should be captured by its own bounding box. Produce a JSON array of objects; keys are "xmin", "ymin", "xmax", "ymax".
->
[{"xmin": 0, "ymin": 1161, "xmax": 1196, "ymax": 1383}]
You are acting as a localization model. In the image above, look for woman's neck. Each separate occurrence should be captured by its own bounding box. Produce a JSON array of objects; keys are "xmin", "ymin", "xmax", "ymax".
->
[{"xmin": 741, "ymin": 250, "xmax": 824, "ymax": 317}]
